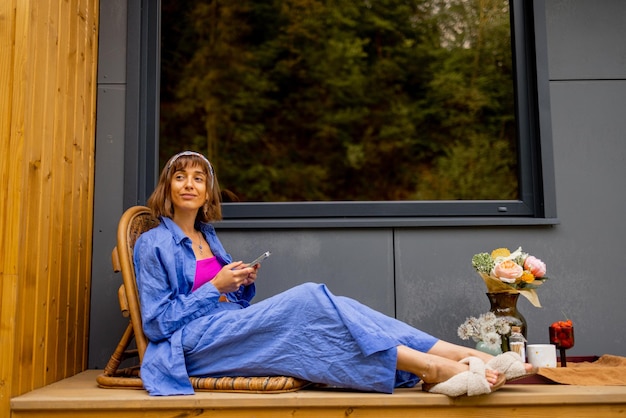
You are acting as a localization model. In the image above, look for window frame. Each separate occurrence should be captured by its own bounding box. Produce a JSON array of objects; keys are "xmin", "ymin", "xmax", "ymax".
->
[{"xmin": 128, "ymin": 0, "xmax": 557, "ymax": 228}]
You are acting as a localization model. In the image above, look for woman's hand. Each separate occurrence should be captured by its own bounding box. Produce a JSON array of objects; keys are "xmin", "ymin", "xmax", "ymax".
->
[
  {"xmin": 211, "ymin": 261, "xmax": 257, "ymax": 293},
  {"xmin": 241, "ymin": 262, "xmax": 258, "ymax": 287}
]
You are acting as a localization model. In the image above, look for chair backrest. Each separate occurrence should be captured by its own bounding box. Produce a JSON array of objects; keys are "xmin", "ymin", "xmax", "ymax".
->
[{"xmin": 113, "ymin": 206, "xmax": 160, "ymax": 362}]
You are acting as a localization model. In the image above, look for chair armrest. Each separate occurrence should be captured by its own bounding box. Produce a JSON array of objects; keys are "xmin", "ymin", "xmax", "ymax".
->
[
  {"xmin": 117, "ymin": 285, "xmax": 130, "ymax": 318},
  {"xmin": 112, "ymin": 246, "xmax": 121, "ymax": 273}
]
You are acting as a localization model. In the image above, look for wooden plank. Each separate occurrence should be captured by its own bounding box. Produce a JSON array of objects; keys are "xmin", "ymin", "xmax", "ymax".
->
[
  {"xmin": 34, "ymin": 0, "xmax": 58, "ymax": 392},
  {"xmin": 71, "ymin": 0, "xmax": 98, "ymax": 376},
  {"xmin": 14, "ymin": 0, "xmax": 43, "ymax": 397},
  {"xmin": 49, "ymin": 0, "xmax": 69, "ymax": 385},
  {"xmin": 60, "ymin": 26, "xmax": 76, "ymax": 370},
  {"xmin": 11, "ymin": 405, "xmax": 626, "ymax": 418},
  {"xmin": 0, "ymin": 1, "xmax": 24, "ymax": 416},
  {"xmin": 64, "ymin": 0, "xmax": 90, "ymax": 377},
  {"xmin": 11, "ymin": 370, "xmax": 626, "ymax": 418},
  {"xmin": 18, "ymin": 0, "xmax": 58, "ymax": 392},
  {"xmin": 0, "ymin": 0, "xmax": 15, "ymax": 271}
]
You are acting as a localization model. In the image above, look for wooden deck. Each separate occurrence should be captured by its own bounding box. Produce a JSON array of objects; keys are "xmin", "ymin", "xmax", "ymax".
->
[{"xmin": 10, "ymin": 370, "xmax": 626, "ymax": 417}]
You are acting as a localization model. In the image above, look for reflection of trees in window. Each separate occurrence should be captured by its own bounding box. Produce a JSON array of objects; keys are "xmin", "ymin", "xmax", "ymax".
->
[{"xmin": 160, "ymin": 0, "xmax": 517, "ymax": 202}]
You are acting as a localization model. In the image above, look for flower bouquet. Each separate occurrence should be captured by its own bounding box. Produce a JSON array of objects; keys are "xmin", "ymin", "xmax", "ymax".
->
[{"xmin": 472, "ymin": 247, "xmax": 549, "ymax": 307}]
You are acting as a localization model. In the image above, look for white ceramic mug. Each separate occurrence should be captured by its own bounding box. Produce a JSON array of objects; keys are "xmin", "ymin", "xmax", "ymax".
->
[{"xmin": 526, "ymin": 344, "xmax": 557, "ymax": 367}]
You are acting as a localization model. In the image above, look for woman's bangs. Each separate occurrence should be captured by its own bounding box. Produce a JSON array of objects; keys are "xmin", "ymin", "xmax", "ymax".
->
[{"xmin": 169, "ymin": 155, "xmax": 208, "ymax": 176}]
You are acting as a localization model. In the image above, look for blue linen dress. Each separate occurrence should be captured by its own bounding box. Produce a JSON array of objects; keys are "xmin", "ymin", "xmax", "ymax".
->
[{"xmin": 134, "ymin": 217, "xmax": 439, "ymax": 396}]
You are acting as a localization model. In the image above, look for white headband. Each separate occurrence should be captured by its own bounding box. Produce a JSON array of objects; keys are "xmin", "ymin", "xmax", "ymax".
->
[{"xmin": 167, "ymin": 151, "xmax": 214, "ymax": 189}]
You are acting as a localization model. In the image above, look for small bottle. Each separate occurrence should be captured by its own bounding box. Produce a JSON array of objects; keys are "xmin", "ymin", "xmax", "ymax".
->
[{"xmin": 508, "ymin": 326, "xmax": 526, "ymax": 362}]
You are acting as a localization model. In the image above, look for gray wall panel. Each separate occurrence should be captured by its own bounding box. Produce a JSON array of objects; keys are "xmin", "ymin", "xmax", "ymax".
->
[
  {"xmin": 546, "ymin": 0, "xmax": 626, "ymax": 80},
  {"xmin": 395, "ymin": 227, "xmax": 557, "ymax": 350},
  {"xmin": 217, "ymin": 229, "xmax": 396, "ymax": 317},
  {"xmin": 97, "ymin": 0, "xmax": 127, "ymax": 84},
  {"xmin": 89, "ymin": 85, "xmax": 127, "ymax": 367},
  {"xmin": 548, "ymin": 79, "xmax": 626, "ymax": 355}
]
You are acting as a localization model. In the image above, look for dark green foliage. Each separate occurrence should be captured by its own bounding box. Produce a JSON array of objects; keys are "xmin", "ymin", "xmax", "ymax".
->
[{"xmin": 160, "ymin": 0, "xmax": 517, "ymax": 202}]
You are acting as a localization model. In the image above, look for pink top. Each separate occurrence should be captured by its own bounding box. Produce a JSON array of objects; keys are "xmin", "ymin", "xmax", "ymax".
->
[{"xmin": 192, "ymin": 256, "xmax": 223, "ymax": 292}]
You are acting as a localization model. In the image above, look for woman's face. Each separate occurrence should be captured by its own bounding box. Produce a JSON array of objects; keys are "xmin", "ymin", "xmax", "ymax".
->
[{"xmin": 169, "ymin": 163, "xmax": 209, "ymax": 214}]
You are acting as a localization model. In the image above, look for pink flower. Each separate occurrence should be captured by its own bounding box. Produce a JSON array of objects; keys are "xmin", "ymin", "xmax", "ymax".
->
[
  {"xmin": 493, "ymin": 260, "xmax": 523, "ymax": 283},
  {"xmin": 524, "ymin": 256, "xmax": 546, "ymax": 278}
]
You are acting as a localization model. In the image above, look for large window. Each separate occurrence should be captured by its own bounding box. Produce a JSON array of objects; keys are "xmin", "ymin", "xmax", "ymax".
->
[{"xmin": 129, "ymin": 0, "xmax": 556, "ymax": 226}]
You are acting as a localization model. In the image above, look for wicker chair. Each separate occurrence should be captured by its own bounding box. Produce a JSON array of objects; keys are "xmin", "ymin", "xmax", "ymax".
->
[{"xmin": 96, "ymin": 206, "xmax": 308, "ymax": 392}]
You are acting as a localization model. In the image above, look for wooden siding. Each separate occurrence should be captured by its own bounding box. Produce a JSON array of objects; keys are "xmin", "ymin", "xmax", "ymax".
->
[{"xmin": 0, "ymin": 1, "xmax": 99, "ymax": 417}]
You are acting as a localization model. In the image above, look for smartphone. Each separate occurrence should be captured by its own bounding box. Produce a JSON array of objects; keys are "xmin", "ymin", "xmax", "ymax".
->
[{"xmin": 247, "ymin": 251, "xmax": 271, "ymax": 267}]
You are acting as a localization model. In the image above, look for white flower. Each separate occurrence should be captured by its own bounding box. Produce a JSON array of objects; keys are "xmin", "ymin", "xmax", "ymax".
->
[
  {"xmin": 457, "ymin": 312, "xmax": 510, "ymax": 346},
  {"xmin": 483, "ymin": 332, "xmax": 502, "ymax": 346}
]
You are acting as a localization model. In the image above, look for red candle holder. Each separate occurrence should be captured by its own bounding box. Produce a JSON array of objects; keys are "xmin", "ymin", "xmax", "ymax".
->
[{"xmin": 549, "ymin": 320, "xmax": 574, "ymax": 367}]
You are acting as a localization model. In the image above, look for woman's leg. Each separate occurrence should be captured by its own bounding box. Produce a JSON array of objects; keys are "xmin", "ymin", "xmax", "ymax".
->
[
  {"xmin": 396, "ymin": 344, "xmax": 501, "ymax": 386},
  {"xmin": 426, "ymin": 340, "xmax": 495, "ymax": 363},
  {"xmin": 426, "ymin": 340, "xmax": 535, "ymax": 374}
]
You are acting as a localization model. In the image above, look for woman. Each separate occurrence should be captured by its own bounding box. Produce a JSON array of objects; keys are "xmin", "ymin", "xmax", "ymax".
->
[{"xmin": 134, "ymin": 151, "xmax": 532, "ymax": 396}]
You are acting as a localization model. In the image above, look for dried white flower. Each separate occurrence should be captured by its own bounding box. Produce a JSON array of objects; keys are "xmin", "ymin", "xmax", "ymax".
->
[{"xmin": 457, "ymin": 311, "xmax": 510, "ymax": 347}]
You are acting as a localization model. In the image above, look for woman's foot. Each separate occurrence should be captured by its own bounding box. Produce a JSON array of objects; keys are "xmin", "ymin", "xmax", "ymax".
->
[
  {"xmin": 424, "ymin": 340, "xmax": 535, "ymax": 381},
  {"xmin": 486, "ymin": 352, "xmax": 537, "ymax": 380},
  {"xmin": 419, "ymin": 355, "xmax": 501, "ymax": 387},
  {"xmin": 396, "ymin": 346, "xmax": 503, "ymax": 395},
  {"xmin": 423, "ymin": 357, "xmax": 505, "ymax": 397}
]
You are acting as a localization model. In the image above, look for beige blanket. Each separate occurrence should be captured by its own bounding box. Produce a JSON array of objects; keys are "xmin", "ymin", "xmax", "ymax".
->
[{"xmin": 537, "ymin": 355, "xmax": 626, "ymax": 385}]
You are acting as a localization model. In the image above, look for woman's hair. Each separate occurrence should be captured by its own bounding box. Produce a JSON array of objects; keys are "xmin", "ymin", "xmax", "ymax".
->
[{"xmin": 147, "ymin": 151, "xmax": 222, "ymax": 222}]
